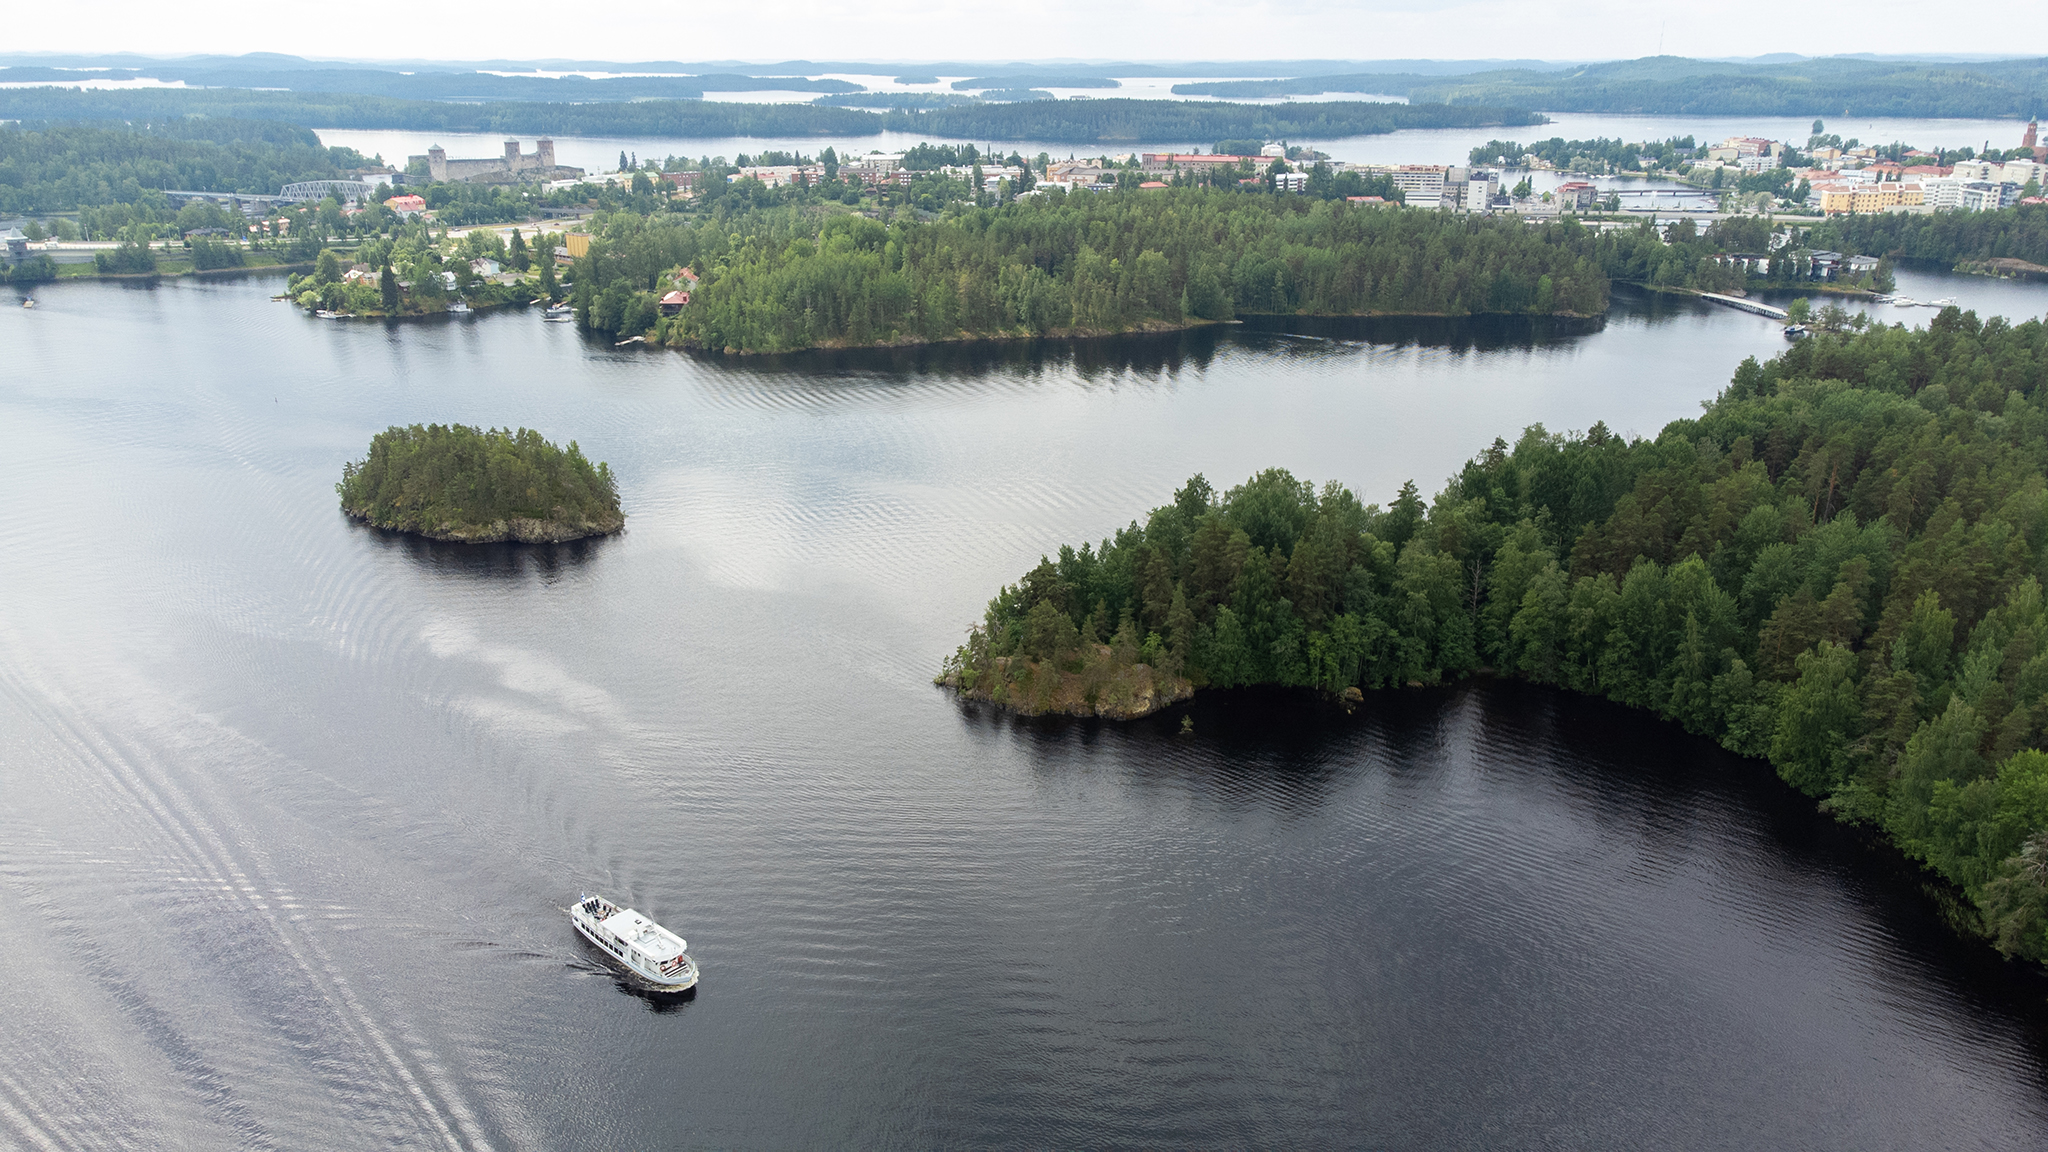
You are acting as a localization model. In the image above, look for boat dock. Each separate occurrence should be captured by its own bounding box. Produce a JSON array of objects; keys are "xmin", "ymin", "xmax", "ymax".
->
[{"xmin": 1698, "ymin": 293, "xmax": 1789, "ymax": 320}]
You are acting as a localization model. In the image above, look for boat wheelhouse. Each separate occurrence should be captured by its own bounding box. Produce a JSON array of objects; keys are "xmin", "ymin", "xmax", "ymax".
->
[{"xmin": 571, "ymin": 894, "xmax": 697, "ymax": 991}]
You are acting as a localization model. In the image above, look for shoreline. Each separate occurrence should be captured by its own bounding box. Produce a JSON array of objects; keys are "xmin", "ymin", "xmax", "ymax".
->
[
  {"xmin": 342, "ymin": 507, "xmax": 625, "ymax": 544},
  {"xmin": 650, "ymin": 307, "xmax": 1610, "ymax": 357}
]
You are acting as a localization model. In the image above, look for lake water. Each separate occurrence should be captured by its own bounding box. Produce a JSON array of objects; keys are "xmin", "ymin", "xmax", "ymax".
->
[{"xmin": 4, "ymin": 270, "xmax": 2048, "ymax": 1148}]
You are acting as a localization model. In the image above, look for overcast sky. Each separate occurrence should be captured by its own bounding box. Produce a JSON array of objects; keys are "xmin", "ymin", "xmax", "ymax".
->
[{"xmin": 12, "ymin": 0, "xmax": 2041, "ymax": 64}]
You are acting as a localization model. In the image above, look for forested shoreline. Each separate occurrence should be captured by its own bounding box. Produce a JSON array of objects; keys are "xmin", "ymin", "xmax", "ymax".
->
[
  {"xmin": 0, "ymin": 88, "xmax": 1541, "ymax": 144},
  {"xmin": 570, "ymin": 191, "xmax": 1610, "ymax": 352},
  {"xmin": 0, "ymin": 120, "xmax": 375, "ymax": 214},
  {"xmin": 1172, "ymin": 56, "xmax": 2048, "ymax": 118},
  {"xmin": 941, "ymin": 310, "xmax": 2048, "ymax": 965}
]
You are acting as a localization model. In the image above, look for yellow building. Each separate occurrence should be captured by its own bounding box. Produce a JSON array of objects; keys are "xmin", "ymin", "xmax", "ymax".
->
[{"xmin": 1816, "ymin": 182, "xmax": 1907, "ymax": 215}]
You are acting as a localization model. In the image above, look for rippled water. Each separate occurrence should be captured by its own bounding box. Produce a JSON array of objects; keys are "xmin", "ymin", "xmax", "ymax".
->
[{"xmin": 3, "ymin": 273, "xmax": 2048, "ymax": 1148}]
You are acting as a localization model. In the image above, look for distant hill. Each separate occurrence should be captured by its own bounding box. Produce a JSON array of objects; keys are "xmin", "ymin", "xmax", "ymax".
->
[{"xmin": 1174, "ymin": 55, "xmax": 2048, "ymax": 118}]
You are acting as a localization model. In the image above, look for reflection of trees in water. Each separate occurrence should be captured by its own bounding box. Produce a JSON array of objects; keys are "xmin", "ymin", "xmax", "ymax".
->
[
  {"xmin": 681, "ymin": 325, "xmax": 1231, "ymax": 384},
  {"xmin": 675, "ymin": 309, "xmax": 1610, "ymax": 396},
  {"xmin": 352, "ymin": 519, "xmax": 612, "ymax": 580},
  {"xmin": 1234, "ymin": 311, "xmax": 1605, "ymax": 353},
  {"xmin": 971, "ymin": 677, "xmax": 2048, "ymax": 1019}
]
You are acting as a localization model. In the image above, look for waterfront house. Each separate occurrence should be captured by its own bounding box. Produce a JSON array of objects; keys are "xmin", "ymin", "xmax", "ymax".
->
[{"xmin": 659, "ymin": 290, "xmax": 690, "ymax": 315}]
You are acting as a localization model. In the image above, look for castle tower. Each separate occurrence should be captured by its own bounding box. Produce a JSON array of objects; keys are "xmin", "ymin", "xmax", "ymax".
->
[
  {"xmin": 2030, "ymin": 118, "xmax": 2045, "ymax": 163},
  {"xmin": 504, "ymin": 139, "xmax": 522, "ymax": 170},
  {"xmin": 536, "ymin": 138, "xmax": 556, "ymax": 169},
  {"xmin": 427, "ymin": 145, "xmax": 447, "ymax": 183}
]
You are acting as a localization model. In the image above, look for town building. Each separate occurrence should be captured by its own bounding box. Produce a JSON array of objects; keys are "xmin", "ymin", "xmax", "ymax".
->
[
  {"xmin": 1555, "ymin": 181, "xmax": 1597, "ymax": 211},
  {"xmin": 1463, "ymin": 169, "xmax": 1501, "ymax": 213},
  {"xmin": 384, "ymin": 194, "xmax": 427, "ymax": 218},
  {"xmin": 1138, "ymin": 153, "xmax": 1274, "ymax": 176},
  {"xmin": 1346, "ymin": 164, "xmax": 1448, "ymax": 207}
]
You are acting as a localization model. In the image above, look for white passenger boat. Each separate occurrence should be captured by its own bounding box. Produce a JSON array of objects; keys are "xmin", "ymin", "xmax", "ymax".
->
[{"xmin": 571, "ymin": 894, "xmax": 698, "ymax": 990}]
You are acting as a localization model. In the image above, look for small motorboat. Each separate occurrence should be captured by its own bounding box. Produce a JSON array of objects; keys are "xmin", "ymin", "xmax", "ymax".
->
[
  {"xmin": 544, "ymin": 302, "xmax": 573, "ymax": 317},
  {"xmin": 447, "ymin": 300, "xmax": 473, "ymax": 315},
  {"xmin": 1891, "ymin": 296, "xmax": 1920, "ymax": 307},
  {"xmin": 1929, "ymin": 297, "xmax": 1957, "ymax": 308},
  {"xmin": 314, "ymin": 309, "xmax": 343, "ymax": 319},
  {"xmin": 1782, "ymin": 324, "xmax": 1809, "ymax": 340},
  {"xmin": 20, "ymin": 298, "xmax": 35, "ymax": 309},
  {"xmin": 571, "ymin": 894, "xmax": 697, "ymax": 991}
]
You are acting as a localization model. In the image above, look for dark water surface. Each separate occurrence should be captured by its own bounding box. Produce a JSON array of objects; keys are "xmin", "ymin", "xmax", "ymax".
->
[{"xmin": 5, "ymin": 274, "xmax": 2048, "ymax": 1149}]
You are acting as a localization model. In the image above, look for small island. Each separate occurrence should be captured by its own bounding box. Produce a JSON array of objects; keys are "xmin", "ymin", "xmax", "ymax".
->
[{"xmin": 337, "ymin": 423, "xmax": 624, "ymax": 543}]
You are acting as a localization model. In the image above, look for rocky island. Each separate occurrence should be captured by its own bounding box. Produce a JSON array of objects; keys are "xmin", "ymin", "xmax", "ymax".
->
[{"xmin": 337, "ymin": 423, "xmax": 624, "ymax": 542}]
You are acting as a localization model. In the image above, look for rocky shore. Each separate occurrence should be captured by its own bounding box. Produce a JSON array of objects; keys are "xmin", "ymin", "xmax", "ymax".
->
[{"xmin": 343, "ymin": 506, "xmax": 625, "ymax": 543}]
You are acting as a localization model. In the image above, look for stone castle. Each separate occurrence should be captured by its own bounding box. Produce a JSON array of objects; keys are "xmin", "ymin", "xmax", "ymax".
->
[{"xmin": 407, "ymin": 139, "xmax": 584, "ymax": 185}]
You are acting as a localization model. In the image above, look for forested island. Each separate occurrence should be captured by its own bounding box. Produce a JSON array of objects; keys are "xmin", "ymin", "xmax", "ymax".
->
[
  {"xmin": 940, "ymin": 309, "xmax": 2048, "ymax": 965},
  {"xmin": 574, "ymin": 191, "xmax": 1608, "ymax": 352},
  {"xmin": 337, "ymin": 424, "xmax": 623, "ymax": 543}
]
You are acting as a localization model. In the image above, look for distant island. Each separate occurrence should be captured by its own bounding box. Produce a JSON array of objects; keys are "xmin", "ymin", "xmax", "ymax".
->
[{"xmin": 337, "ymin": 424, "xmax": 623, "ymax": 543}]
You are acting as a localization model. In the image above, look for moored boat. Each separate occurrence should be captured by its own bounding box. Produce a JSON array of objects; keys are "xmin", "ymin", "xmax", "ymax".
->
[
  {"xmin": 1782, "ymin": 323, "xmax": 1809, "ymax": 340},
  {"xmin": 571, "ymin": 894, "xmax": 697, "ymax": 990}
]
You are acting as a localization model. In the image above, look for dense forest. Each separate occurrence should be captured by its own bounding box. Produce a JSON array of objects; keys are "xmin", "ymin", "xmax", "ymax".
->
[
  {"xmin": 559, "ymin": 193, "xmax": 1958, "ymax": 353},
  {"xmin": 565, "ymin": 190, "xmax": 1610, "ymax": 352},
  {"xmin": 0, "ymin": 120, "xmax": 373, "ymax": 213},
  {"xmin": 0, "ymin": 88, "xmax": 1542, "ymax": 144},
  {"xmin": 937, "ymin": 305, "xmax": 2048, "ymax": 959},
  {"xmin": 1173, "ymin": 56, "xmax": 2048, "ymax": 118},
  {"xmin": 1809, "ymin": 204, "xmax": 2048, "ymax": 270},
  {"xmin": 942, "ymin": 310, "xmax": 2048, "ymax": 963},
  {"xmin": 337, "ymin": 424, "xmax": 623, "ymax": 543}
]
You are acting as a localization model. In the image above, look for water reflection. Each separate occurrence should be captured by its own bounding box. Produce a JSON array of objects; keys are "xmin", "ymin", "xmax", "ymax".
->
[
  {"xmin": 1237, "ymin": 310, "xmax": 1607, "ymax": 351},
  {"xmin": 351, "ymin": 517, "xmax": 616, "ymax": 577},
  {"xmin": 677, "ymin": 323, "xmax": 1233, "ymax": 381}
]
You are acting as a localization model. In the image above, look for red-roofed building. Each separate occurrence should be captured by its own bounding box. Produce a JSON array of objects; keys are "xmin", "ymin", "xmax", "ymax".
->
[
  {"xmin": 659, "ymin": 290, "xmax": 690, "ymax": 316},
  {"xmin": 385, "ymin": 194, "xmax": 427, "ymax": 217}
]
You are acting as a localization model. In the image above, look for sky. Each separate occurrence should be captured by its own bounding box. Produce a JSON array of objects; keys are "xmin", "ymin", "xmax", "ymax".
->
[{"xmin": 10, "ymin": 0, "xmax": 2044, "ymax": 65}]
